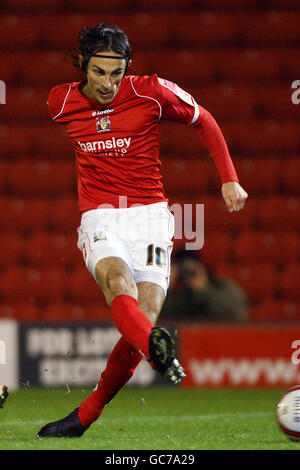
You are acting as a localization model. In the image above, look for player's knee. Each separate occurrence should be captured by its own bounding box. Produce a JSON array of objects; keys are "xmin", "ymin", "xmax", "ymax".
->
[
  {"xmin": 94, "ymin": 258, "xmax": 137, "ymax": 300},
  {"xmin": 106, "ymin": 270, "xmax": 137, "ymax": 300}
]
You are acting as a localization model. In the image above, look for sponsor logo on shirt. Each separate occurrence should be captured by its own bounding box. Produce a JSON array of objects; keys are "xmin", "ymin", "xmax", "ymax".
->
[
  {"xmin": 77, "ymin": 137, "xmax": 131, "ymax": 155},
  {"xmin": 92, "ymin": 108, "xmax": 114, "ymax": 116}
]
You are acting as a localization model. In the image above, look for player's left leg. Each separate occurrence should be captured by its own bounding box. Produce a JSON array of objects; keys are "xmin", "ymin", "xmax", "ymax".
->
[
  {"xmin": 36, "ymin": 335, "xmax": 142, "ymax": 438},
  {"xmin": 74, "ymin": 281, "xmax": 164, "ymax": 429}
]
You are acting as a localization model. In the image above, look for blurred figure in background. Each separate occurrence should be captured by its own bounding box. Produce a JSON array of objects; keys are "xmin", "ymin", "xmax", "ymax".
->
[{"xmin": 161, "ymin": 249, "xmax": 248, "ymax": 323}]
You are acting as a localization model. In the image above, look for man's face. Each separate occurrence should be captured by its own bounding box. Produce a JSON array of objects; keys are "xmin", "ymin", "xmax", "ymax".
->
[
  {"xmin": 179, "ymin": 259, "xmax": 208, "ymax": 289},
  {"xmin": 85, "ymin": 51, "xmax": 127, "ymax": 104}
]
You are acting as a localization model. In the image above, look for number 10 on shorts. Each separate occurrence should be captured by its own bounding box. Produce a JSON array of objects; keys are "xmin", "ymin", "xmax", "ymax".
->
[{"xmin": 146, "ymin": 244, "xmax": 167, "ymax": 268}]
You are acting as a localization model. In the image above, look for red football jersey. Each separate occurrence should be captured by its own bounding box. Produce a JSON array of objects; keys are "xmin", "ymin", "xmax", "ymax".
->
[{"xmin": 47, "ymin": 74, "xmax": 237, "ymax": 212}]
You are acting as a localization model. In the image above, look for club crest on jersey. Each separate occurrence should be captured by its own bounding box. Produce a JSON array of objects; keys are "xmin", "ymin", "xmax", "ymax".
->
[{"xmin": 96, "ymin": 116, "xmax": 111, "ymax": 133}]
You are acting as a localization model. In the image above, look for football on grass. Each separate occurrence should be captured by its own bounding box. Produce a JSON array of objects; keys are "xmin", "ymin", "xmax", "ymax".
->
[{"xmin": 276, "ymin": 386, "xmax": 300, "ymax": 441}]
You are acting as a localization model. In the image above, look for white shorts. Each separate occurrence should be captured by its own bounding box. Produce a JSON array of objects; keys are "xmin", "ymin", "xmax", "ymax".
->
[{"xmin": 77, "ymin": 201, "xmax": 175, "ymax": 295}]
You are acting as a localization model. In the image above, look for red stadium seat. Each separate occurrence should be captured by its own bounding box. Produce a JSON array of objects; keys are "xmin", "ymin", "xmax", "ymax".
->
[
  {"xmin": 1, "ymin": 124, "xmax": 71, "ymax": 160},
  {"xmin": 189, "ymin": 84, "xmax": 255, "ymax": 120},
  {"xmin": 221, "ymin": 121, "xmax": 299, "ymax": 154},
  {"xmin": 203, "ymin": 195, "xmax": 260, "ymax": 231},
  {"xmin": 0, "ymin": 15, "xmax": 40, "ymax": 47},
  {"xmin": 211, "ymin": 49, "xmax": 281, "ymax": 81},
  {"xmin": 12, "ymin": 52, "xmax": 76, "ymax": 86},
  {"xmin": 49, "ymin": 197, "xmax": 81, "ymax": 231},
  {"xmin": 25, "ymin": 231, "xmax": 82, "ymax": 268},
  {"xmin": 281, "ymin": 157, "xmax": 300, "ymax": 193},
  {"xmin": 170, "ymin": 13, "xmax": 239, "ymax": 45},
  {"xmin": 0, "ymin": 88, "xmax": 50, "ymax": 120},
  {"xmin": 279, "ymin": 233, "xmax": 300, "ymax": 263},
  {"xmin": 278, "ymin": 264, "xmax": 300, "ymax": 300},
  {"xmin": 264, "ymin": 0, "xmax": 300, "ymax": 9},
  {"xmin": 10, "ymin": 160, "xmax": 76, "ymax": 196},
  {"xmin": 258, "ymin": 196, "xmax": 300, "ymax": 231},
  {"xmin": 0, "ymin": 53, "xmax": 20, "ymax": 83},
  {"xmin": 0, "ymin": 266, "xmax": 67, "ymax": 302},
  {"xmin": 0, "ymin": 233, "xmax": 24, "ymax": 266},
  {"xmin": 4, "ymin": 0, "xmax": 63, "ymax": 13},
  {"xmin": 202, "ymin": 0, "xmax": 260, "ymax": 9},
  {"xmin": 254, "ymin": 85, "xmax": 298, "ymax": 119},
  {"xmin": 278, "ymin": 49, "xmax": 300, "ymax": 80},
  {"xmin": 68, "ymin": 0, "xmax": 136, "ymax": 11},
  {"xmin": 0, "ymin": 301, "xmax": 41, "ymax": 322},
  {"xmin": 234, "ymin": 230, "xmax": 296, "ymax": 265},
  {"xmin": 235, "ymin": 231, "xmax": 271, "ymax": 264},
  {"xmin": 201, "ymin": 231, "xmax": 233, "ymax": 266},
  {"xmin": 33, "ymin": 125, "xmax": 73, "ymax": 156},
  {"xmin": 0, "ymin": 125, "xmax": 33, "ymax": 156},
  {"xmin": 66, "ymin": 266, "xmax": 107, "ymax": 303},
  {"xmin": 38, "ymin": 14, "xmax": 171, "ymax": 48},
  {"xmin": 217, "ymin": 263, "xmax": 277, "ymax": 301},
  {"xmin": 83, "ymin": 304, "xmax": 111, "ymax": 322},
  {"xmin": 0, "ymin": 161, "xmax": 10, "ymax": 193},
  {"xmin": 241, "ymin": 12, "xmax": 300, "ymax": 46},
  {"xmin": 121, "ymin": 13, "xmax": 172, "ymax": 46},
  {"xmin": 250, "ymin": 299, "xmax": 300, "ymax": 322},
  {"xmin": 0, "ymin": 198, "xmax": 51, "ymax": 231},
  {"xmin": 161, "ymin": 159, "xmax": 210, "ymax": 195},
  {"xmin": 42, "ymin": 302, "xmax": 83, "ymax": 322},
  {"xmin": 234, "ymin": 158, "xmax": 281, "ymax": 193},
  {"xmin": 43, "ymin": 302, "xmax": 111, "ymax": 322},
  {"xmin": 136, "ymin": 0, "xmax": 192, "ymax": 10},
  {"xmin": 35, "ymin": 15, "xmax": 96, "ymax": 48},
  {"xmin": 144, "ymin": 50, "xmax": 215, "ymax": 82}
]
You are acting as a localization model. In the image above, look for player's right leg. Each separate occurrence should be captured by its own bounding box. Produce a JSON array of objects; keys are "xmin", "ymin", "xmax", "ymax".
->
[
  {"xmin": 75, "ymin": 206, "xmax": 181, "ymax": 370},
  {"xmin": 95, "ymin": 256, "xmax": 184, "ymax": 378}
]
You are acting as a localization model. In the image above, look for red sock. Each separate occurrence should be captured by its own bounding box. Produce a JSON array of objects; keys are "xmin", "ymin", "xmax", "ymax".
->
[
  {"xmin": 78, "ymin": 336, "xmax": 142, "ymax": 428},
  {"xmin": 110, "ymin": 295, "xmax": 153, "ymax": 359}
]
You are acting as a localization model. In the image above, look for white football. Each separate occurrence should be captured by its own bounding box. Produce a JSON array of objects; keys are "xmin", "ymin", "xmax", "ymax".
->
[{"xmin": 276, "ymin": 386, "xmax": 300, "ymax": 441}]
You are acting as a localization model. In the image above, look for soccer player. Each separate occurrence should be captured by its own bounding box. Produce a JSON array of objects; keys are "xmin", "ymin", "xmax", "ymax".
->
[{"xmin": 37, "ymin": 23, "xmax": 248, "ymax": 438}]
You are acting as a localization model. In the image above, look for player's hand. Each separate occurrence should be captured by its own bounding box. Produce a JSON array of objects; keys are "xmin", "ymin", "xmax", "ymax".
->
[{"xmin": 221, "ymin": 181, "xmax": 248, "ymax": 212}]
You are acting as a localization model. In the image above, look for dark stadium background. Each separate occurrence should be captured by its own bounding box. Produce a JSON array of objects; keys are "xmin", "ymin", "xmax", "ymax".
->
[{"xmin": 0, "ymin": 0, "xmax": 299, "ymax": 390}]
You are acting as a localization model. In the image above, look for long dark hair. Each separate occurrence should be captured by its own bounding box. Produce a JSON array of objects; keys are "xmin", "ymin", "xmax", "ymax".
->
[{"xmin": 71, "ymin": 23, "xmax": 132, "ymax": 75}]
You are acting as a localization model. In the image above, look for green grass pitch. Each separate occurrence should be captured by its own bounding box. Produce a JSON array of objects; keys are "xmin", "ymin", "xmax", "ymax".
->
[{"xmin": 0, "ymin": 386, "xmax": 299, "ymax": 450}]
